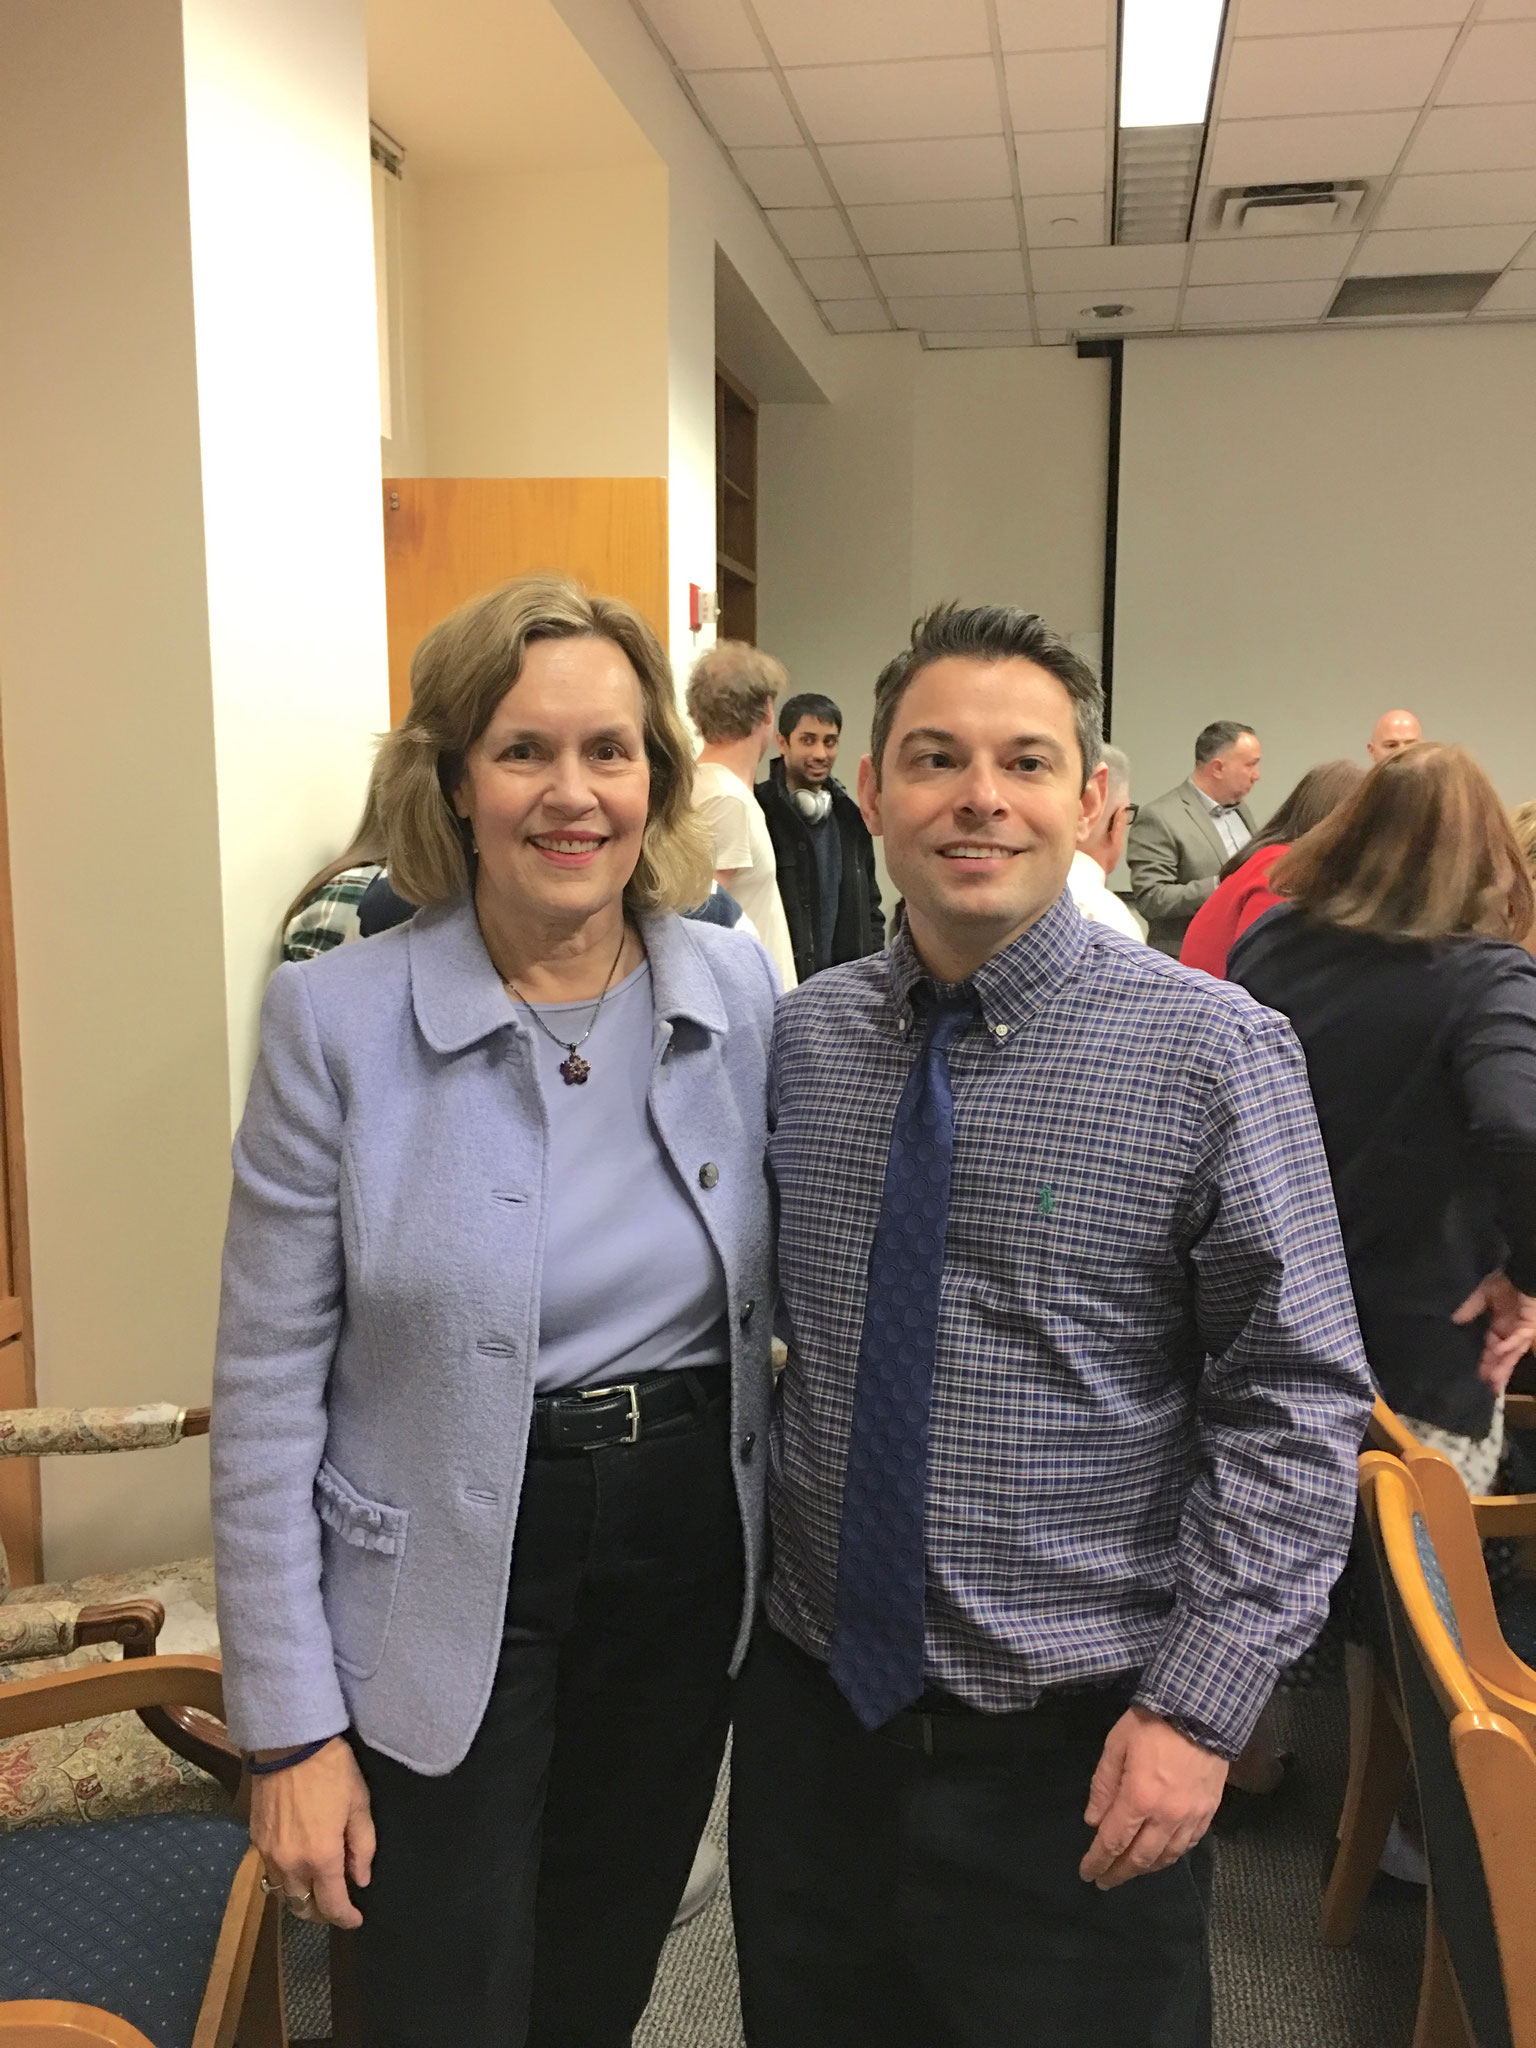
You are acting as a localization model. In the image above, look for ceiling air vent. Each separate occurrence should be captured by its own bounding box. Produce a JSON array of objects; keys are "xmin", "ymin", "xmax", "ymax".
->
[
  {"xmin": 1220, "ymin": 181, "xmax": 1365, "ymax": 235},
  {"xmin": 1115, "ymin": 125, "xmax": 1204, "ymax": 245},
  {"xmin": 1329, "ymin": 272, "xmax": 1500, "ymax": 318}
]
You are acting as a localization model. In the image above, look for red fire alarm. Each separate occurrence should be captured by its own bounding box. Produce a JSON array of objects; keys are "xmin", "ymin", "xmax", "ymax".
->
[{"xmin": 688, "ymin": 583, "xmax": 703, "ymax": 632}]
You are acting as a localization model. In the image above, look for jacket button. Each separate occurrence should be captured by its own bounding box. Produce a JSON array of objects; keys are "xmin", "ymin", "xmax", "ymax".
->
[
  {"xmin": 740, "ymin": 1299, "xmax": 756, "ymax": 1325},
  {"xmin": 699, "ymin": 1162, "xmax": 720, "ymax": 1189},
  {"xmin": 739, "ymin": 1433, "xmax": 756, "ymax": 1459}
]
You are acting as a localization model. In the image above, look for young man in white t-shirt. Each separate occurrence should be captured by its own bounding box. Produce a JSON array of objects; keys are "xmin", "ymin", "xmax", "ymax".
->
[{"xmin": 687, "ymin": 641, "xmax": 798, "ymax": 988}]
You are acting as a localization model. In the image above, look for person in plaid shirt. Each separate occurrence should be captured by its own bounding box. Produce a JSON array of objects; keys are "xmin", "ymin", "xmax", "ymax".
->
[
  {"xmin": 279, "ymin": 785, "xmax": 386, "ymax": 963},
  {"xmin": 729, "ymin": 603, "xmax": 1373, "ymax": 2048}
]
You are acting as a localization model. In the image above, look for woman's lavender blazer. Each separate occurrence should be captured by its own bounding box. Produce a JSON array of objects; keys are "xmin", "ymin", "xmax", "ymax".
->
[{"xmin": 211, "ymin": 898, "xmax": 777, "ymax": 1775}]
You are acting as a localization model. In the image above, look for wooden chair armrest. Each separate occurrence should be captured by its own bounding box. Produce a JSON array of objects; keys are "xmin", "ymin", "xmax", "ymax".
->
[
  {"xmin": 0, "ymin": 2005, "xmax": 159, "ymax": 2043},
  {"xmin": 0, "ymin": 1404, "xmax": 207, "ymax": 1458},
  {"xmin": 75, "ymin": 1598, "xmax": 165, "ymax": 1655},
  {"xmin": 1471, "ymin": 1495, "xmax": 1536, "ymax": 1539},
  {"xmin": 1504, "ymin": 1392, "xmax": 1536, "ymax": 1432},
  {"xmin": 0, "ymin": 1653, "xmax": 225, "ymax": 1739}
]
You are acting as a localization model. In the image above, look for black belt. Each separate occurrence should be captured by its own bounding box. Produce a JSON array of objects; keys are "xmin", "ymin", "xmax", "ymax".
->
[
  {"xmin": 529, "ymin": 1365, "xmax": 727, "ymax": 1454},
  {"xmin": 878, "ymin": 1683, "xmax": 1134, "ymax": 1760}
]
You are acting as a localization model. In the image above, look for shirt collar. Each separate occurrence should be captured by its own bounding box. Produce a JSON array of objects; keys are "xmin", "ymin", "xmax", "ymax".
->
[
  {"xmin": 408, "ymin": 895, "xmax": 729, "ymax": 1054},
  {"xmin": 886, "ymin": 886, "xmax": 1089, "ymax": 1036},
  {"xmin": 1192, "ymin": 781, "xmax": 1242, "ymax": 817}
]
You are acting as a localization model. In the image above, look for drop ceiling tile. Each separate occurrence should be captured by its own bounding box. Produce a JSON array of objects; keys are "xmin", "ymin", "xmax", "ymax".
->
[
  {"xmin": 1441, "ymin": 23, "xmax": 1536, "ymax": 104},
  {"xmin": 731, "ymin": 146, "xmax": 832, "ymax": 207},
  {"xmin": 767, "ymin": 207, "xmax": 856, "ymax": 257},
  {"xmin": 1013, "ymin": 128, "xmax": 1110, "ymax": 191},
  {"xmin": 1517, "ymin": 233, "xmax": 1536, "ymax": 264},
  {"xmin": 887, "ymin": 293, "xmax": 1034, "ymax": 330},
  {"xmin": 1480, "ymin": 0, "xmax": 1536, "ymax": 16},
  {"xmin": 1023, "ymin": 191, "xmax": 1107, "ymax": 245},
  {"xmin": 995, "ymin": 0, "xmax": 1108, "ymax": 51},
  {"xmin": 1349, "ymin": 222, "xmax": 1531, "ymax": 269},
  {"xmin": 820, "ymin": 135, "xmax": 1013, "ymax": 205},
  {"xmin": 1005, "ymin": 49, "xmax": 1109, "ymax": 132},
  {"xmin": 749, "ymin": 0, "xmax": 990, "ymax": 67},
  {"xmin": 1220, "ymin": 27, "xmax": 1457, "ymax": 118},
  {"xmin": 1181, "ymin": 279, "xmax": 1338, "ymax": 323},
  {"xmin": 1474, "ymin": 266, "xmax": 1536, "ymax": 307},
  {"xmin": 688, "ymin": 70, "xmax": 801, "ymax": 147},
  {"xmin": 821, "ymin": 299, "xmax": 893, "ymax": 331},
  {"xmin": 1235, "ymin": 0, "xmax": 1469, "ymax": 28},
  {"xmin": 1030, "ymin": 243, "xmax": 1189, "ymax": 290},
  {"xmin": 871, "ymin": 249, "xmax": 1028, "ymax": 294},
  {"xmin": 798, "ymin": 255, "xmax": 876, "ymax": 297},
  {"xmin": 923, "ymin": 330, "xmax": 1041, "ymax": 347},
  {"xmin": 1375, "ymin": 167, "xmax": 1536, "ymax": 226},
  {"xmin": 1188, "ymin": 233, "xmax": 1357, "ymax": 282},
  {"xmin": 1206, "ymin": 111, "xmax": 1419, "ymax": 184},
  {"xmin": 845, "ymin": 198, "xmax": 1021, "ymax": 252},
  {"xmin": 785, "ymin": 58, "xmax": 1001, "ymax": 144},
  {"xmin": 1032, "ymin": 288, "xmax": 1181, "ymax": 328},
  {"xmin": 636, "ymin": 0, "xmax": 763, "ymax": 70},
  {"xmin": 1405, "ymin": 103, "xmax": 1536, "ymax": 172}
]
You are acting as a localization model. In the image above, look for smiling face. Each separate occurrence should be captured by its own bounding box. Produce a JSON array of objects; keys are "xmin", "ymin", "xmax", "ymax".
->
[
  {"xmin": 453, "ymin": 635, "xmax": 651, "ymax": 933},
  {"xmin": 858, "ymin": 654, "xmax": 1103, "ymax": 980},
  {"xmin": 779, "ymin": 714, "xmax": 841, "ymax": 791}
]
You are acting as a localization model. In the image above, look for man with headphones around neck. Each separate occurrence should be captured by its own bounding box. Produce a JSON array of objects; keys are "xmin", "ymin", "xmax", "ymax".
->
[{"xmin": 758, "ymin": 692, "xmax": 885, "ymax": 983}]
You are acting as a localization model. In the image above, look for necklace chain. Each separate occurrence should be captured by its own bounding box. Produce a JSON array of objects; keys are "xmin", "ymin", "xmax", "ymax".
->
[{"xmin": 502, "ymin": 929, "xmax": 629, "ymax": 1086}]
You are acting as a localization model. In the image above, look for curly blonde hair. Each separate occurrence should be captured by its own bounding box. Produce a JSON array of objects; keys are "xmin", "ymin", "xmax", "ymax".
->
[{"xmin": 373, "ymin": 577, "xmax": 713, "ymax": 914}]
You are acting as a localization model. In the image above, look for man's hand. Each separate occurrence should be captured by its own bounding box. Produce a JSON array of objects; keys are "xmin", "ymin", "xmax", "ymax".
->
[
  {"xmin": 1079, "ymin": 1707, "xmax": 1228, "ymax": 1890},
  {"xmin": 1453, "ymin": 1271, "xmax": 1536, "ymax": 1396},
  {"xmin": 249, "ymin": 1736, "xmax": 374, "ymax": 1928}
]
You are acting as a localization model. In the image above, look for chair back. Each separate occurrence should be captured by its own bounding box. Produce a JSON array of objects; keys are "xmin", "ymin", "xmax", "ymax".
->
[{"xmin": 1362, "ymin": 1451, "xmax": 1536, "ymax": 2048}]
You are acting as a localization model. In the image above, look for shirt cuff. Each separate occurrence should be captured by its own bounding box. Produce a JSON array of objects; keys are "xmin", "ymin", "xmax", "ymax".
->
[{"xmin": 1131, "ymin": 1610, "xmax": 1278, "ymax": 1762}]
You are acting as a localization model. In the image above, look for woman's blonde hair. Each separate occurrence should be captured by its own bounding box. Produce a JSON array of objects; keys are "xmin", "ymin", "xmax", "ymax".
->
[
  {"xmin": 1272, "ymin": 741, "xmax": 1534, "ymax": 944},
  {"xmin": 373, "ymin": 576, "xmax": 713, "ymax": 914},
  {"xmin": 1511, "ymin": 798, "xmax": 1536, "ymax": 881}
]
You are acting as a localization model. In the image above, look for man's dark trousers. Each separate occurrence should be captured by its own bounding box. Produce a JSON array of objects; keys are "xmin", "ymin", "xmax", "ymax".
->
[{"xmin": 730, "ymin": 1625, "xmax": 1212, "ymax": 2048}]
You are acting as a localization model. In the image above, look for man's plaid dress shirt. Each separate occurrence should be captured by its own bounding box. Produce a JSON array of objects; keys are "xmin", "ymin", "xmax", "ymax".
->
[{"xmin": 765, "ymin": 889, "xmax": 1374, "ymax": 1759}]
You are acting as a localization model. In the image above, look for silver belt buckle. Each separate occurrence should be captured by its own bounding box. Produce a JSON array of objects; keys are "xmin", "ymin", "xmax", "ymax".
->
[{"xmin": 579, "ymin": 1381, "xmax": 642, "ymax": 1444}]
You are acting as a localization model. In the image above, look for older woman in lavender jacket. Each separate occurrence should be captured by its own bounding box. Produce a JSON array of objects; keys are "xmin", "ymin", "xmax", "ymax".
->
[{"xmin": 211, "ymin": 578, "xmax": 776, "ymax": 2048}]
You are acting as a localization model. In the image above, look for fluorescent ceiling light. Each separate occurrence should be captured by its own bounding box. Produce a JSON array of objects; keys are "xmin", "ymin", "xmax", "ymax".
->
[{"xmin": 1119, "ymin": 0, "xmax": 1224, "ymax": 128}]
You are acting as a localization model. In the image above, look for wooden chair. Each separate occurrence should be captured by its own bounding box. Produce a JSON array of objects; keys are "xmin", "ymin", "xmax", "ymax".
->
[
  {"xmin": 1360, "ymin": 1449, "xmax": 1536, "ymax": 2048},
  {"xmin": 0, "ymin": 1657, "xmax": 283, "ymax": 2047},
  {"xmin": 1321, "ymin": 1394, "xmax": 1536, "ymax": 1947}
]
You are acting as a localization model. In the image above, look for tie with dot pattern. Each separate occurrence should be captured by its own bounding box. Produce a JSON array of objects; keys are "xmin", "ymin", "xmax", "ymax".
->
[{"xmin": 828, "ymin": 988, "xmax": 975, "ymax": 1731}]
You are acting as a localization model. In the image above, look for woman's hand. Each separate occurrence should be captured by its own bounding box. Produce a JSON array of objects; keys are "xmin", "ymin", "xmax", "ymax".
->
[
  {"xmin": 1453, "ymin": 1271, "xmax": 1536, "ymax": 1396},
  {"xmin": 249, "ymin": 1736, "xmax": 374, "ymax": 1927}
]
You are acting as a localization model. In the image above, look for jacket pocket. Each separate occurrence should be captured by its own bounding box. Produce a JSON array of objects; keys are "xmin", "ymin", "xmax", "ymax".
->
[{"xmin": 314, "ymin": 1458, "xmax": 409, "ymax": 1680}]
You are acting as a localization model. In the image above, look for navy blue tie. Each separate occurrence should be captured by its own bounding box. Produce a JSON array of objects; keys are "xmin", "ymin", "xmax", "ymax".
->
[{"xmin": 829, "ymin": 990, "xmax": 974, "ymax": 1730}]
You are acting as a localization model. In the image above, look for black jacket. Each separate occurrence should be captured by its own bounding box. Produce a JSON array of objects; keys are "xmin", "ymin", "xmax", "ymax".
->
[
  {"xmin": 756, "ymin": 759, "xmax": 884, "ymax": 983},
  {"xmin": 1230, "ymin": 906, "xmax": 1536, "ymax": 1438}
]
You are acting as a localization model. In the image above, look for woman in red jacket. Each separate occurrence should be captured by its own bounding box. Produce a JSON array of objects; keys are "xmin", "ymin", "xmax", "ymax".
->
[{"xmin": 1181, "ymin": 759, "xmax": 1363, "ymax": 977}]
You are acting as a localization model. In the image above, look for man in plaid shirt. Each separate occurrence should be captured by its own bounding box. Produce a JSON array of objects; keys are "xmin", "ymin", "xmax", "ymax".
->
[{"xmin": 729, "ymin": 604, "xmax": 1373, "ymax": 2048}]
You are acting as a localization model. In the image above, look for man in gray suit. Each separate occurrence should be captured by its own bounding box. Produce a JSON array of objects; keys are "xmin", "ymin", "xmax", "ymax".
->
[{"xmin": 1127, "ymin": 721, "xmax": 1262, "ymax": 956}]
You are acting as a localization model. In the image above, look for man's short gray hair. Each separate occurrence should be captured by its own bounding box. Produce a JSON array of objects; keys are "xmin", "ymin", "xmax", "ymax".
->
[
  {"xmin": 1194, "ymin": 720, "xmax": 1257, "ymax": 767},
  {"xmin": 1100, "ymin": 744, "xmax": 1131, "ymax": 806}
]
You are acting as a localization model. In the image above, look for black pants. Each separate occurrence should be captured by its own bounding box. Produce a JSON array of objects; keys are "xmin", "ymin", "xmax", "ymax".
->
[
  {"xmin": 350, "ymin": 1394, "xmax": 742, "ymax": 2048},
  {"xmin": 730, "ymin": 1624, "xmax": 1212, "ymax": 2048}
]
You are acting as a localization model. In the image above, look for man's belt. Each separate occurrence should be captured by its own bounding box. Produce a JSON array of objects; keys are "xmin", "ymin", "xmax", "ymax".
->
[{"xmin": 878, "ymin": 1682, "xmax": 1134, "ymax": 1759}]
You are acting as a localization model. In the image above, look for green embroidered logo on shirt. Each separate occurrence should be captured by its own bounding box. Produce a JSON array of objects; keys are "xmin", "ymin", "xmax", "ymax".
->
[{"xmin": 1038, "ymin": 1185, "xmax": 1055, "ymax": 1219}]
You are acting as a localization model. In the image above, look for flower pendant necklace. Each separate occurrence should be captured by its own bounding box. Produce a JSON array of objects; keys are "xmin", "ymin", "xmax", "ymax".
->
[{"xmin": 503, "ymin": 929, "xmax": 629, "ymax": 1086}]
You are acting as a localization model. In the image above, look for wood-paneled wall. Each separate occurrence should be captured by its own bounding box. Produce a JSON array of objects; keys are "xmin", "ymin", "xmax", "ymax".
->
[{"xmin": 383, "ymin": 478, "xmax": 669, "ymax": 725}]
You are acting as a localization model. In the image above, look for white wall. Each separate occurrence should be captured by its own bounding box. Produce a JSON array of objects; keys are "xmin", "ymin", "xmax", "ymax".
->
[
  {"xmin": 184, "ymin": 0, "xmax": 392, "ymax": 1108},
  {"xmin": 0, "ymin": 0, "xmax": 390, "ymax": 1578},
  {"xmin": 413, "ymin": 163, "xmax": 669, "ymax": 478},
  {"xmin": 1115, "ymin": 324, "xmax": 1536, "ymax": 822}
]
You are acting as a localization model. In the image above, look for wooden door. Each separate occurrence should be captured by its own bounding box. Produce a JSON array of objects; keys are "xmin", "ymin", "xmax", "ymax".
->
[
  {"xmin": 382, "ymin": 478, "xmax": 669, "ymax": 725},
  {"xmin": 0, "ymin": 713, "xmax": 38, "ymax": 1585}
]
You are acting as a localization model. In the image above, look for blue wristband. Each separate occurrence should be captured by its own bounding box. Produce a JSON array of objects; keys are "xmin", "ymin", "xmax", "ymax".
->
[{"xmin": 246, "ymin": 1736, "xmax": 337, "ymax": 1777}]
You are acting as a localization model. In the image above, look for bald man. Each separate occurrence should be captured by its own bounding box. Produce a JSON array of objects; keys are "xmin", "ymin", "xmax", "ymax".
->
[{"xmin": 1368, "ymin": 709, "xmax": 1421, "ymax": 762}]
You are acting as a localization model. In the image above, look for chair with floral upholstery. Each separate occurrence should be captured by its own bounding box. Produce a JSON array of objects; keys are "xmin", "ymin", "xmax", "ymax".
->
[{"xmin": 0, "ymin": 1402, "xmax": 236, "ymax": 1831}]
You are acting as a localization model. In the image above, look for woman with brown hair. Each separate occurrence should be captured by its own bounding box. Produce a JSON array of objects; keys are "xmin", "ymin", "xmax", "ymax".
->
[
  {"xmin": 1230, "ymin": 742, "xmax": 1536, "ymax": 1490},
  {"xmin": 212, "ymin": 576, "xmax": 777, "ymax": 2046},
  {"xmin": 1180, "ymin": 758, "xmax": 1363, "ymax": 977}
]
